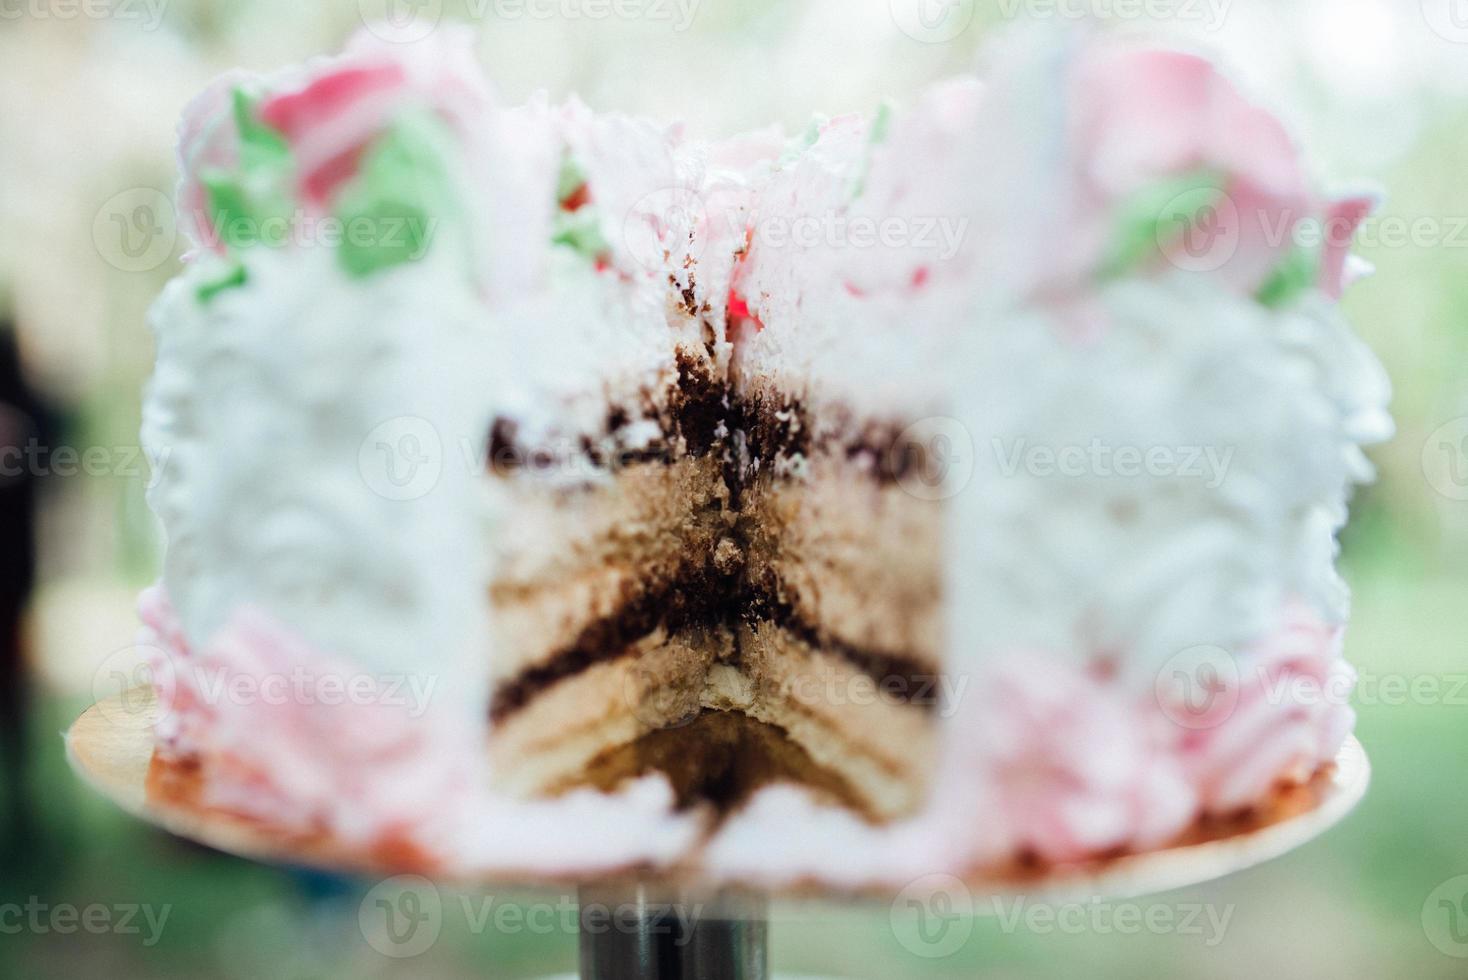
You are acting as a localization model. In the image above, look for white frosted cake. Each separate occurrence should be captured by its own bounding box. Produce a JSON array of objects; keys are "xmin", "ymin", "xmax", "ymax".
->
[{"xmin": 136, "ymin": 27, "xmax": 1391, "ymax": 884}]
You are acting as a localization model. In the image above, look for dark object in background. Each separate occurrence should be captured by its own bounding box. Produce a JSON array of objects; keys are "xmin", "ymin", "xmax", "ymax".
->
[{"xmin": 0, "ymin": 322, "xmax": 46, "ymax": 853}]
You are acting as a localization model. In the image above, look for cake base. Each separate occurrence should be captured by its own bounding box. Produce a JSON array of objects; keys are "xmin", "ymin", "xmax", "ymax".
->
[{"xmin": 66, "ymin": 686, "xmax": 1369, "ymax": 902}]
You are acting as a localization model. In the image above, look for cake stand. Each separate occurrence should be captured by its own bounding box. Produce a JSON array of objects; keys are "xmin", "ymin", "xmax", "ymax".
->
[{"xmin": 67, "ymin": 687, "xmax": 1370, "ymax": 979}]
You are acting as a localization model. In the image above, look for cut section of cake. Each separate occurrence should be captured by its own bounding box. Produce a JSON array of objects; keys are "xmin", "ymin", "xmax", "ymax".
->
[{"xmin": 474, "ymin": 101, "xmax": 749, "ymax": 802}]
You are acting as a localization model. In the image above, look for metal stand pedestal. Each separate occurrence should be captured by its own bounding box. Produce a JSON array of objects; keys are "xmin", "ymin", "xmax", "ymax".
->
[{"xmin": 578, "ymin": 885, "xmax": 767, "ymax": 980}]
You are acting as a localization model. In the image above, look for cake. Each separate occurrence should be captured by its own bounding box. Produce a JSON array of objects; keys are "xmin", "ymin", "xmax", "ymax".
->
[{"xmin": 134, "ymin": 26, "xmax": 1391, "ymax": 884}]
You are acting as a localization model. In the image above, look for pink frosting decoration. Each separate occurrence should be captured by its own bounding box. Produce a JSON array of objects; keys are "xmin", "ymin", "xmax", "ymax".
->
[
  {"xmin": 1171, "ymin": 600, "xmax": 1356, "ymax": 815},
  {"xmin": 258, "ymin": 62, "xmax": 410, "ymax": 206},
  {"xmin": 140, "ymin": 590, "xmax": 477, "ymax": 852},
  {"xmin": 136, "ymin": 592, "xmax": 706, "ymax": 871},
  {"xmin": 951, "ymin": 652, "xmax": 1196, "ymax": 865},
  {"xmin": 1067, "ymin": 45, "xmax": 1315, "ymax": 296},
  {"xmin": 176, "ymin": 26, "xmax": 493, "ymax": 253},
  {"xmin": 137, "ymin": 584, "xmax": 210, "ymax": 760},
  {"xmin": 1320, "ymin": 193, "xmax": 1378, "ymax": 300},
  {"xmin": 174, "ymin": 74, "xmax": 251, "ymax": 255},
  {"xmin": 199, "ymin": 607, "xmax": 476, "ymax": 847}
]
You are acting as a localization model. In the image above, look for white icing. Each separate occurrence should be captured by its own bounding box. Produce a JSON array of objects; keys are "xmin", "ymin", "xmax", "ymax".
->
[
  {"xmin": 945, "ymin": 274, "xmax": 1392, "ymax": 691},
  {"xmin": 143, "ymin": 247, "xmax": 493, "ymax": 705}
]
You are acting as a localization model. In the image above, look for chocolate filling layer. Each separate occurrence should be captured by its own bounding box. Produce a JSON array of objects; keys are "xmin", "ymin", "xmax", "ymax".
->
[
  {"xmin": 487, "ymin": 354, "xmax": 931, "ymax": 488},
  {"xmin": 486, "ymin": 350, "xmax": 725, "ymax": 478},
  {"xmin": 489, "ymin": 571, "xmax": 941, "ymax": 724},
  {"xmin": 489, "ymin": 555, "xmax": 740, "ymax": 722},
  {"xmin": 567, "ymin": 710, "xmax": 874, "ymax": 819}
]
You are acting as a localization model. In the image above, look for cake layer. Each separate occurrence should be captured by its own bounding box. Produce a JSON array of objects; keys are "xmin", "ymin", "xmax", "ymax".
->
[
  {"xmin": 731, "ymin": 626, "xmax": 938, "ymax": 819},
  {"xmin": 489, "ymin": 551, "xmax": 743, "ymax": 720},
  {"xmin": 491, "ymin": 619, "xmax": 938, "ymax": 823},
  {"xmin": 575, "ymin": 710, "xmax": 870, "ymax": 816},
  {"xmin": 488, "ymin": 626, "xmax": 732, "ymax": 797},
  {"xmin": 741, "ymin": 447, "xmax": 945, "ymax": 669},
  {"xmin": 491, "ymin": 570, "xmax": 943, "ymax": 723},
  {"xmin": 488, "ymin": 453, "xmax": 734, "ymax": 683}
]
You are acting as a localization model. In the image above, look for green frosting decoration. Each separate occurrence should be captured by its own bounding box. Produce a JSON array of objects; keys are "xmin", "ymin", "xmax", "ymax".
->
[
  {"xmin": 849, "ymin": 100, "xmax": 896, "ymax": 200},
  {"xmin": 868, "ymin": 101, "xmax": 894, "ymax": 145},
  {"xmin": 778, "ymin": 116, "xmax": 825, "ymax": 168},
  {"xmin": 1100, "ymin": 170, "xmax": 1227, "ymax": 280},
  {"xmin": 551, "ymin": 207, "xmax": 610, "ymax": 260},
  {"xmin": 200, "ymin": 89, "xmax": 295, "ymax": 250},
  {"xmin": 195, "ymin": 261, "xmax": 248, "ymax": 304},
  {"xmin": 550, "ymin": 151, "xmax": 608, "ymax": 260},
  {"xmin": 1255, "ymin": 244, "xmax": 1320, "ymax": 308},
  {"xmin": 332, "ymin": 110, "xmax": 459, "ymax": 278},
  {"xmin": 556, "ymin": 153, "xmax": 588, "ymax": 205}
]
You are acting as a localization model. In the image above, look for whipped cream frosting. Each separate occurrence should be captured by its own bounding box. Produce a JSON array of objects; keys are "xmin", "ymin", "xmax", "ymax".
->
[{"xmin": 139, "ymin": 25, "xmax": 1391, "ymax": 877}]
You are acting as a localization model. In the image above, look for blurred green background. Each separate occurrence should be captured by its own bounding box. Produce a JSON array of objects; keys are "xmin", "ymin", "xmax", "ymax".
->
[{"xmin": 1, "ymin": 0, "xmax": 1466, "ymax": 976}]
